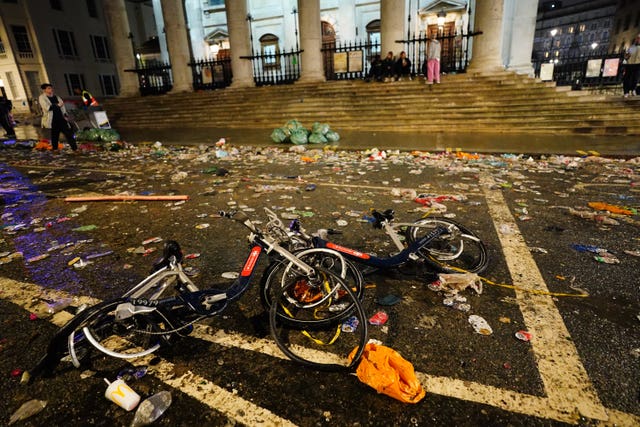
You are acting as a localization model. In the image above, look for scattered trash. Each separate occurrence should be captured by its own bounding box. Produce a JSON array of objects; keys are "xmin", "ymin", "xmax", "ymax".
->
[
  {"xmin": 341, "ymin": 315, "xmax": 360, "ymax": 332},
  {"xmin": 468, "ymin": 315, "xmax": 493, "ymax": 335},
  {"xmin": 348, "ymin": 342, "xmax": 425, "ymax": 403},
  {"xmin": 104, "ymin": 378, "xmax": 140, "ymax": 411},
  {"xmin": 72, "ymin": 225, "xmax": 98, "ymax": 232},
  {"xmin": 438, "ymin": 273, "xmax": 482, "ymax": 295},
  {"xmin": 142, "ymin": 237, "xmax": 163, "ymax": 245},
  {"xmin": 376, "ymin": 294, "xmax": 402, "ymax": 306},
  {"xmin": 515, "ymin": 330, "xmax": 532, "ymax": 341},
  {"xmin": 117, "ymin": 366, "xmax": 148, "ymax": 381},
  {"xmin": 26, "ymin": 253, "xmax": 50, "ymax": 263},
  {"xmin": 45, "ymin": 297, "xmax": 73, "ymax": 315},
  {"xmin": 131, "ymin": 391, "xmax": 173, "ymax": 427},
  {"xmin": 588, "ymin": 201, "xmax": 635, "ymax": 216},
  {"xmin": 8, "ymin": 399, "xmax": 47, "ymax": 425},
  {"xmin": 369, "ymin": 311, "xmax": 389, "ymax": 325},
  {"xmin": 221, "ymin": 272, "xmax": 239, "ymax": 279}
]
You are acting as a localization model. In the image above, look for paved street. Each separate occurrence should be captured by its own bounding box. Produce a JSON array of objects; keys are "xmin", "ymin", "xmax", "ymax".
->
[{"xmin": 1, "ymin": 140, "xmax": 639, "ymax": 426}]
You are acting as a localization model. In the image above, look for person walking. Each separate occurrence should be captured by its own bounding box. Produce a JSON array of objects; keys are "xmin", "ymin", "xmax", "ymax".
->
[
  {"xmin": 623, "ymin": 33, "xmax": 640, "ymax": 98},
  {"xmin": 38, "ymin": 83, "xmax": 77, "ymax": 151},
  {"xmin": 426, "ymin": 34, "xmax": 441, "ymax": 84}
]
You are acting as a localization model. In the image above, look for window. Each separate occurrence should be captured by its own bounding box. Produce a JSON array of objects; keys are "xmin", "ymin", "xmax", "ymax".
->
[
  {"xmin": 208, "ymin": 0, "xmax": 224, "ymax": 6},
  {"xmin": 86, "ymin": 0, "xmax": 98, "ymax": 18},
  {"xmin": 90, "ymin": 35, "xmax": 111, "ymax": 61},
  {"xmin": 99, "ymin": 74, "xmax": 118, "ymax": 96},
  {"xmin": 568, "ymin": 26, "xmax": 574, "ymax": 34},
  {"xmin": 259, "ymin": 33, "xmax": 279, "ymax": 68},
  {"xmin": 64, "ymin": 73, "xmax": 85, "ymax": 96},
  {"xmin": 53, "ymin": 29, "xmax": 79, "ymax": 58},
  {"xmin": 0, "ymin": 36, "xmax": 5, "ymax": 56},
  {"xmin": 50, "ymin": 0, "xmax": 62, "ymax": 10},
  {"xmin": 11, "ymin": 25, "xmax": 33, "ymax": 57},
  {"xmin": 579, "ymin": 24, "xmax": 585, "ymax": 32}
]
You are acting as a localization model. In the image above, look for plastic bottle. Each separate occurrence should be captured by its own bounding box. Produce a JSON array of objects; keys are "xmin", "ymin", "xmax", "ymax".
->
[
  {"xmin": 46, "ymin": 297, "xmax": 73, "ymax": 314},
  {"xmin": 130, "ymin": 391, "xmax": 172, "ymax": 427},
  {"xmin": 8, "ymin": 399, "xmax": 47, "ymax": 425}
]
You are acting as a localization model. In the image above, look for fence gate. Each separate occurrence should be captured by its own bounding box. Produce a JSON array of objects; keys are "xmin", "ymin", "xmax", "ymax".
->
[{"xmin": 321, "ymin": 40, "xmax": 380, "ymax": 80}]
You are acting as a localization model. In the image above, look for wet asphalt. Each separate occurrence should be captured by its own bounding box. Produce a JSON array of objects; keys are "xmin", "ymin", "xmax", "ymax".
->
[{"xmin": 0, "ymin": 127, "xmax": 639, "ymax": 426}]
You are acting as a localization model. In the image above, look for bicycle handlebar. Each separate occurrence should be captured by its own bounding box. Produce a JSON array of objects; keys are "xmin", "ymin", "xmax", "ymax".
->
[{"xmin": 219, "ymin": 210, "xmax": 258, "ymax": 233}]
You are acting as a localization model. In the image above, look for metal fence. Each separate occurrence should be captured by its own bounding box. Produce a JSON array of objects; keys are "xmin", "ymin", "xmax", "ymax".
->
[
  {"xmin": 239, "ymin": 48, "xmax": 302, "ymax": 86},
  {"xmin": 321, "ymin": 40, "xmax": 380, "ymax": 80},
  {"xmin": 189, "ymin": 58, "xmax": 232, "ymax": 90},
  {"xmin": 398, "ymin": 30, "xmax": 478, "ymax": 76},
  {"xmin": 125, "ymin": 60, "xmax": 173, "ymax": 96},
  {"xmin": 532, "ymin": 49, "xmax": 626, "ymax": 90}
]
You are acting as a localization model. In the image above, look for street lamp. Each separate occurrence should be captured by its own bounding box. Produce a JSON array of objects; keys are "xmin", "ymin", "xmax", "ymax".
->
[
  {"xmin": 591, "ymin": 42, "xmax": 598, "ymax": 50},
  {"xmin": 550, "ymin": 28, "xmax": 558, "ymax": 58}
]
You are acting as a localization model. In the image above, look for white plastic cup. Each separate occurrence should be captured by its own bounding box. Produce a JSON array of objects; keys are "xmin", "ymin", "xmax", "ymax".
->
[{"xmin": 104, "ymin": 378, "xmax": 140, "ymax": 411}]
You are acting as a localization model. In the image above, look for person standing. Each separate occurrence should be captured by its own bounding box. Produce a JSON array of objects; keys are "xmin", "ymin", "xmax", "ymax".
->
[
  {"xmin": 623, "ymin": 34, "xmax": 640, "ymax": 98},
  {"xmin": 38, "ymin": 83, "xmax": 77, "ymax": 151},
  {"xmin": 426, "ymin": 34, "xmax": 441, "ymax": 84}
]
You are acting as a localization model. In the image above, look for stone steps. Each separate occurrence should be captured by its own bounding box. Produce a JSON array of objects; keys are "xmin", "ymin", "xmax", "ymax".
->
[{"xmin": 104, "ymin": 72, "xmax": 640, "ymax": 136}]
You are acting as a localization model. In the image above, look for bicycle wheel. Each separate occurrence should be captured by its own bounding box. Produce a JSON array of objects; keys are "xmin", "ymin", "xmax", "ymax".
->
[
  {"xmin": 260, "ymin": 249, "xmax": 364, "ymax": 326},
  {"xmin": 269, "ymin": 267, "xmax": 368, "ymax": 371},
  {"xmin": 405, "ymin": 218, "xmax": 489, "ymax": 274},
  {"xmin": 73, "ymin": 298, "xmax": 177, "ymax": 361}
]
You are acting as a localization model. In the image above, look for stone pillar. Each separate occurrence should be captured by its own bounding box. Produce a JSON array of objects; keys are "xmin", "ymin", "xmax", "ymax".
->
[
  {"xmin": 381, "ymin": 0, "xmax": 405, "ymax": 58},
  {"xmin": 468, "ymin": 0, "xmax": 505, "ymax": 72},
  {"xmin": 225, "ymin": 0, "xmax": 254, "ymax": 88},
  {"xmin": 297, "ymin": 0, "xmax": 325, "ymax": 82},
  {"xmin": 160, "ymin": 0, "xmax": 193, "ymax": 92},
  {"xmin": 504, "ymin": 0, "xmax": 537, "ymax": 76},
  {"xmin": 102, "ymin": 0, "xmax": 139, "ymax": 96},
  {"xmin": 185, "ymin": 0, "xmax": 206, "ymax": 60}
]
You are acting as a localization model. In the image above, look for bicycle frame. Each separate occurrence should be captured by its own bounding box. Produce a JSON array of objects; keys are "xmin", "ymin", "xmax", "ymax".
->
[
  {"xmin": 30, "ymin": 210, "xmax": 353, "ymax": 379},
  {"xmin": 313, "ymin": 224, "xmax": 447, "ymax": 269}
]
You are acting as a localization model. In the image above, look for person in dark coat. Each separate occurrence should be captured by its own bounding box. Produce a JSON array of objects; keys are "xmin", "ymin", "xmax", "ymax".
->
[
  {"xmin": 366, "ymin": 54, "xmax": 384, "ymax": 82},
  {"xmin": 0, "ymin": 96, "xmax": 16, "ymax": 138},
  {"xmin": 382, "ymin": 51, "xmax": 395, "ymax": 82},
  {"xmin": 394, "ymin": 51, "xmax": 412, "ymax": 81}
]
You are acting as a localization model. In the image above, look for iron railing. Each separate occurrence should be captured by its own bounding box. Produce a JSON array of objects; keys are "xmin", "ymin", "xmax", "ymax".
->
[
  {"xmin": 125, "ymin": 60, "xmax": 173, "ymax": 96},
  {"xmin": 321, "ymin": 40, "xmax": 380, "ymax": 80},
  {"xmin": 397, "ymin": 30, "xmax": 479, "ymax": 76},
  {"xmin": 532, "ymin": 49, "xmax": 626, "ymax": 90},
  {"xmin": 189, "ymin": 58, "xmax": 232, "ymax": 90},
  {"xmin": 240, "ymin": 48, "xmax": 302, "ymax": 86}
]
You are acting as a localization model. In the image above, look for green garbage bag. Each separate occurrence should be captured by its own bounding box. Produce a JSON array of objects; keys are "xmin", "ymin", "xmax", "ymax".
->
[
  {"xmin": 75, "ymin": 130, "xmax": 89, "ymax": 141},
  {"xmin": 100, "ymin": 129, "xmax": 121, "ymax": 141},
  {"xmin": 312, "ymin": 122, "xmax": 330, "ymax": 135},
  {"xmin": 308, "ymin": 132, "xmax": 328, "ymax": 144},
  {"xmin": 270, "ymin": 127, "xmax": 288, "ymax": 143},
  {"xmin": 86, "ymin": 128, "xmax": 100, "ymax": 141},
  {"xmin": 325, "ymin": 130, "xmax": 340, "ymax": 142},
  {"xmin": 285, "ymin": 119, "xmax": 304, "ymax": 132},
  {"xmin": 290, "ymin": 129, "xmax": 309, "ymax": 145}
]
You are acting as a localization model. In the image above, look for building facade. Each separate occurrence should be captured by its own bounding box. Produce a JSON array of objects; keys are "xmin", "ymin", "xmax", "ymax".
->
[
  {"xmin": 0, "ymin": 1, "xmax": 555, "ymax": 109},
  {"xmin": 609, "ymin": 0, "xmax": 640, "ymax": 53},
  {"xmin": 532, "ymin": 0, "xmax": 617, "ymax": 64},
  {"xmin": 0, "ymin": 0, "xmax": 126, "ymax": 112}
]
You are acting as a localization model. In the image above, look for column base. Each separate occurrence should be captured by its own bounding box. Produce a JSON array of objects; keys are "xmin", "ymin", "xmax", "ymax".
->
[
  {"xmin": 230, "ymin": 79, "xmax": 254, "ymax": 89},
  {"xmin": 296, "ymin": 73, "xmax": 326, "ymax": 83},
  {"xmin": 506, "ymin": 64, "xmax": 534, "ymax": 77}
]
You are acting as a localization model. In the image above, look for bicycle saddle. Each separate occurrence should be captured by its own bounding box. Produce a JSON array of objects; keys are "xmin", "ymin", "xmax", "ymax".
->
[
  {"xmin": 151, "ymin": 240, "xmax": 183, "ymax": 272},
  {"xmin": 371, "ymin": 209, "xmax": 395, "ymax": 228}
]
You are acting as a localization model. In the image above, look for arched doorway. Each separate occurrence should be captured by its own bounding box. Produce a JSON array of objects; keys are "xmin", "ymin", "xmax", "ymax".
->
[{"xmin": 321, "ymin": 21, "xmax": 337, "ymax": 78}]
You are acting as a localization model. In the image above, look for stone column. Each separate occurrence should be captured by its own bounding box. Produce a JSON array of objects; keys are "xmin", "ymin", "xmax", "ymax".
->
[
  {"xmin": 185, "ymin": 0, "xmax": 206, "ymax": 60},
  {"xmin": 160, "ymin": 0, "xmax": 193, "ymax": 92},
  {"xmin": 297, "ymin": 0, "xmax": 325, "ymax": 82},
  {"xmin": 102, "ymin": 0, "xmax": 139, "ymax": 96},
  {"xmin": 468, "ymin": 0, "xmax": 505, "ymax": 72},
  {"xmin": 225, "ymin": 0, "xmax": 254, "ymax": 88},
  {"xmin": 504, "ymin": 0, "xmax": 537, "ymax": 75},
  {"xmin": 381, "ymin": 0, "xmax": 405, "ymax": 58}
]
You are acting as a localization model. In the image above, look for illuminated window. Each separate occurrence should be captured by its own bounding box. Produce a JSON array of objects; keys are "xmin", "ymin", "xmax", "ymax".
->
[{"xmin": 260, "ymin": 33, "xmax": 280, "ymax": 68}]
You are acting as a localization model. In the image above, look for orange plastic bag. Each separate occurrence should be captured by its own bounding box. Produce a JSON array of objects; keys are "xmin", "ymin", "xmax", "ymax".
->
[
  {"xmin": 349, "ymin": 343, "xmax": 426, "ymax": 403},
  {"xmin": 588, "ymin": 201, "xmax": 634, "ymax": 216}
]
